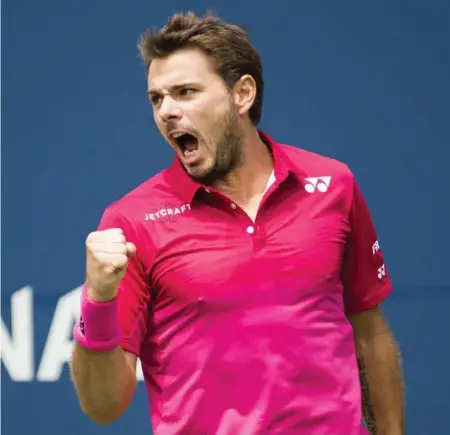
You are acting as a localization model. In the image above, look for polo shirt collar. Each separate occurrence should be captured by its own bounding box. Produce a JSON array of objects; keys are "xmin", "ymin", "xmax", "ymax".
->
[{"xmin": 168, "ymin": 129, "xmax": 295, "ymax": 203}]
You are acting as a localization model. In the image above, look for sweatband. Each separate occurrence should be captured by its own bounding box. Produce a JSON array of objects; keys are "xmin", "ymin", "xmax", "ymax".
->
[{"xmin": 73, "ymin": 285, "xmax": 122, "ymax": 352}]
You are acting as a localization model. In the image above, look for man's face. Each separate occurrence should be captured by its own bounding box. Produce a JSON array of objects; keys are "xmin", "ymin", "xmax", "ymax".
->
[{"xmin": 148, "ymin": 47, "xmax": 244, "ymax": 183}]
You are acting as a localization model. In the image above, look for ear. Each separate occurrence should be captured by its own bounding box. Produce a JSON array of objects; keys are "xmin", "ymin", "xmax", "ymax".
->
[{"xmin": 233, "ymin": 74, "xmax": 257, "ymax": 118}]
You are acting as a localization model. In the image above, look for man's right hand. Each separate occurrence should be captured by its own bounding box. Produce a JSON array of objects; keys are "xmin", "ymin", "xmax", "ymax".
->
[{"xmin": 85, "ymin": 228, "xmax": 136, "ymax": 302}]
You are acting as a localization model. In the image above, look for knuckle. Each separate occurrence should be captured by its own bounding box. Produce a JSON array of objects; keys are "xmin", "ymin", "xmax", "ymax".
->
[
  {"xmin": 107, "ymin": 242, "xmax": 127, "ymax": 255},
  {"xmin": 85, "ymin": 231, "xmax": 98, "ymax": 244},
  {"xmin": 109, "ymin": 228, "xmax": 124, "ymax": 235},
  {"xmin": 114, "ymin": 233, "xmax": 126, "ymax": 243},
  {"xmin": 110, "ymin": 254, "xmax": 128, "ymax": 269}
]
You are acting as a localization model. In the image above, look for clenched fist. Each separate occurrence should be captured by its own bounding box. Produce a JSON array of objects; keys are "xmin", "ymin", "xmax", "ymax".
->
[{"xmin": 85, "ymin": 228, "xmax": 136, "ymax": 301}]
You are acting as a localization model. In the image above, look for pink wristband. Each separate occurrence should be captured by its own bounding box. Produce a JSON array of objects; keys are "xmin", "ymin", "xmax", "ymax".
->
[{"xmin": 73, "ymin": 285, "xmax": 122, "ymax": 352}]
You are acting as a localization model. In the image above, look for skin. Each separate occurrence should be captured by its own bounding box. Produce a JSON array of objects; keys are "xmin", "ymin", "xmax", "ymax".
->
[
  {"xmin": 147, "ymin": 46, "xmax": 274, "ymax": 218},
  {"xmin": 70, "ymin": 47, "xmax": 275, "ymax": 425},
  {"xmin": 349, "ymin": 307, "xmax": 405, "ymax": 435},
  {"xmin": 148, "ymin": 48, "xmax": 405, "ymax": 433},
  {"xmin": 71, "ymin": 46, "xmax": 404, "ymax": 432},
  {"xmin": 71, "ymin": 229, "xmax": 138, "ymax": 425}
]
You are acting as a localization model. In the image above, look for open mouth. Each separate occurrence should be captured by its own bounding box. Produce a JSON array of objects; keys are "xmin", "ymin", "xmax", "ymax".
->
[{"xmin": 172, "ymin": 132, "xmax": 199, "ymax": 158}]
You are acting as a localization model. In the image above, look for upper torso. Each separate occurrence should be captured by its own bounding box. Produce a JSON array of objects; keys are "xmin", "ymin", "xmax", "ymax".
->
[{"xmin": 97, "ymin": 133, "xmax": 389, "ymax": 434}]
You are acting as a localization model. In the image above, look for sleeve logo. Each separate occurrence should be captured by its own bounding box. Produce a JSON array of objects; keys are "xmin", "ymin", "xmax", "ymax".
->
[{"xmin": 372, "ymin": 240, "xmax": 380, "ymax": 255}]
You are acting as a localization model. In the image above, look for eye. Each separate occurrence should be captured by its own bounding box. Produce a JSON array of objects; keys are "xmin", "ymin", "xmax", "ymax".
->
[
  {"xmin": 150, "ymin": 94, "xmax": 162, "ymax": 106},
  {"xmin": 179, "ymin": 88, "xmax": 196, "ymax": 97}
]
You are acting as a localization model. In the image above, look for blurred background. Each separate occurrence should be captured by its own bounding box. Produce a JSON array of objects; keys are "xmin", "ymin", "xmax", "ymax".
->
[{"xmin": 2, "ymin": 1, "xmax": 449, "ymax": 434}]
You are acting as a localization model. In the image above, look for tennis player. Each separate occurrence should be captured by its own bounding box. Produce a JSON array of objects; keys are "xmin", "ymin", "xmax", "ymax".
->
[{"xmin": 70, "ymin": 11, "xmax": 404, "ymax": 435}]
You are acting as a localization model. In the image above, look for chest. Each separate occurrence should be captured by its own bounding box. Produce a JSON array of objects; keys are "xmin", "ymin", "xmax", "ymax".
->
[{"xmin": 147, "ymin": 183, "xmax": 351, "ymax": 308}]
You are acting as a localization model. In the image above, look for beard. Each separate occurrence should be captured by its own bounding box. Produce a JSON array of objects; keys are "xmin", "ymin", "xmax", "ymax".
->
[{"xmin": 190, "ymin": 103, "xmax": 244, "ymax": 186}]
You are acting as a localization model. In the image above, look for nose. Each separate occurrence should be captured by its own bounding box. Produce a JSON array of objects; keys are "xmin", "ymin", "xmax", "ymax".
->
[{"xmin": 158, "ymin": 96, "xmax": 182, "ymax": 122}]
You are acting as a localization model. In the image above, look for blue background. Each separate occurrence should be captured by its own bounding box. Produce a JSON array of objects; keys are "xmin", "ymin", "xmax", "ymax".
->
[{"xmin": 2, "ymin": 1, "xmax": 449, "ymax": 434}]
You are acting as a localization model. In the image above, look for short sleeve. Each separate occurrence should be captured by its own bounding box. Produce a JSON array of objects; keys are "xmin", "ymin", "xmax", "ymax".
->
[
  {"xmin": 96, "ymin": 207, "xmax": 151, "ymax": 357},
  {"xmin": 341, "ymin": 179, "xmax": 393, "ymax": 316}
]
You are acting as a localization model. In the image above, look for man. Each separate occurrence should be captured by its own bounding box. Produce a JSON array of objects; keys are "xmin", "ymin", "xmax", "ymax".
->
[{"xmin": 70, "ymin": 11, "xmax": 404, "ymax": 435}]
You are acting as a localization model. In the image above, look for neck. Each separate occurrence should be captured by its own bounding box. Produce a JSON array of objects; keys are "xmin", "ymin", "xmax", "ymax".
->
[{"xmin": 212, "ymin": 127, "xmax": 274, "ymax": 206}]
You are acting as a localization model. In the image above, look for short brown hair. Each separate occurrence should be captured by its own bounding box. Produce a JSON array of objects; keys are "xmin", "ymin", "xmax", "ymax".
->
[{"xmin": 138, "ymin": 11, "xmax": 264, "ymax": 125}]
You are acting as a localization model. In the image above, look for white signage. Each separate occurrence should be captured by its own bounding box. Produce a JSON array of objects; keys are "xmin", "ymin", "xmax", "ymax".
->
[{"xmin": 1, "ymin": 285, "xmax": 144, "ymax": 382}]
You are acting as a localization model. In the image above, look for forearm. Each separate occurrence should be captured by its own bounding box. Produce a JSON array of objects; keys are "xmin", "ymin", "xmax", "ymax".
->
[
  {"xmin": 356, "ymin": 331, "xmax": 404, "ymax": 435},
  {"xmin": 70, "ymin": 344, "xmax": 137, "ymax": 425}
]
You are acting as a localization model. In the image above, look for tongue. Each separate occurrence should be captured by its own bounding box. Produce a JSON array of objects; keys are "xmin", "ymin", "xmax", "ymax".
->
[{"xmin": 184, "ymin": 137, "xmax": 198, "ymax": 152}]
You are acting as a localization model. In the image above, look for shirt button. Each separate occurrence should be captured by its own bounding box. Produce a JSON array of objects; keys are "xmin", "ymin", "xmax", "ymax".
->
[
  {"xmin": 230, "ymin": 203, "xmax": 237, "ymax": 209},
  {"xmin": 246, "ymin": 225, "xmax": 255, "ymax": 234}
]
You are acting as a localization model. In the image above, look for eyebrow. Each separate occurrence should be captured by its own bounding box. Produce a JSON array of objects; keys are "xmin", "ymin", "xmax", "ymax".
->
[{"xmin": 147, "ymin": 82, "xmax": 200, "ymax": 96}]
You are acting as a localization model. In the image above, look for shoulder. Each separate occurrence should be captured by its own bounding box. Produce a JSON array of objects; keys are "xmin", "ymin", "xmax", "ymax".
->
[
  {"xmin": 99, "ymin": 168, "xmax": 176, "ymax": 228},
  {"xmin": 278, "ymin": 143, "xmax": 356, "ymax": 195}
]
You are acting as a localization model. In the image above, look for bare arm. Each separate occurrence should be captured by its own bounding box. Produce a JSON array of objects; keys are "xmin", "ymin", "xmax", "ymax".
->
[
  {"xmin": 349, "ymin": 306, "xmax": 405, "ymax": 435},
  {"xmin": 70, "ymin": 345, "xmax": 138, "ymax": 425}
]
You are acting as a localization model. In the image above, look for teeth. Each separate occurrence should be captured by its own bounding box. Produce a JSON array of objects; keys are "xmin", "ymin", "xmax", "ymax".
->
[
  {"xmin": 172, "ymin": 131, "xmax": 187, "ymax": 139},
  {"xmin": 184, "ymin": 148, "xmax": 197, "ymax": 156}
]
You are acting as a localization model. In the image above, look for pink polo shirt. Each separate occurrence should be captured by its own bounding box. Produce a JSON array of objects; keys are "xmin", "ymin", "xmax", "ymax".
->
[{"xmin": 95, "ymin": 131, "xmax": 392, "ymax": 434}]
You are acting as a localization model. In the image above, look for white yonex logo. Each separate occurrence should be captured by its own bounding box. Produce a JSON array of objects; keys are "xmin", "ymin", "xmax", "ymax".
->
[
  {"xmin": 372, "ymin": 240, "xmax": 380, "ymax": 255},
  {"xmin": 377, "ymin": 264, "xmax": 386, "ymax": 279},
  {"xmin": 144, "ymin": 203, "xmax": 191, "ymax": 221},
  {"xmin": 304, "ymin": 176, "xmax": 332, "ymax": 193}
]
